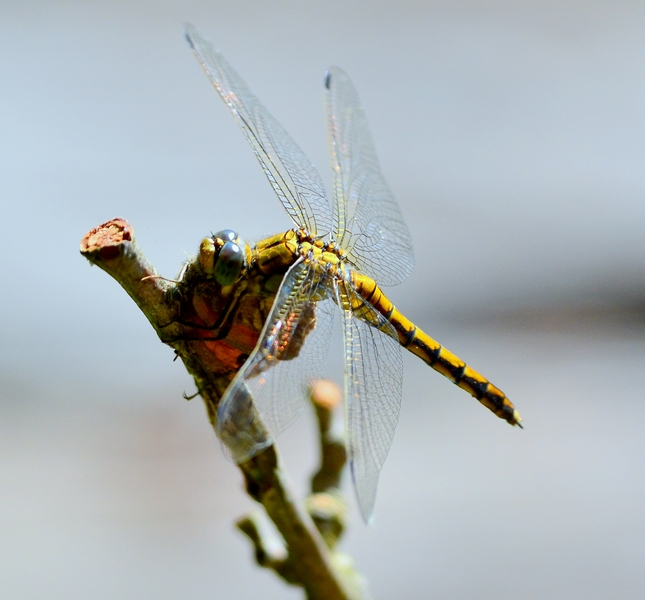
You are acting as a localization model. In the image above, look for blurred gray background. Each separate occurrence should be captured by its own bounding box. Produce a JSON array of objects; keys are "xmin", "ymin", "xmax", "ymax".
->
[{"xmin": 2, "ymin": 1, "xmax": 645, "ymax": 598}]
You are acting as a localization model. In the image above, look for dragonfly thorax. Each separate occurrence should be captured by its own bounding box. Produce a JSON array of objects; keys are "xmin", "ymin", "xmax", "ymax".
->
[{"xmin": 252, "ymin": 228, "xmax": 342, "ymax": 278}]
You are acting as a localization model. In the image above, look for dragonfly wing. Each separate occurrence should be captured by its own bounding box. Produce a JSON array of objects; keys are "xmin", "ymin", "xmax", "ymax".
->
[
  {"xmin": 217, "ymin": 259, "xmax": 335, "ymax": 463},
  {"xmin": 325, "ymin": 66, "xmax": 414, "ymax": 286},
  {"xmin": 337, "ymin": 281, "xmax": 404, "ymax": 522},
  {"xmin": 186, "ymin": 25, "xmax": 332, "ymax": 237}
]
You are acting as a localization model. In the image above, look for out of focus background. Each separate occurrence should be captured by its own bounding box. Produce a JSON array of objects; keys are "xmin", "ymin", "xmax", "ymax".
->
[{"xmin": 2, "ymin": 1, "xmax": 644, "ymax": 598}]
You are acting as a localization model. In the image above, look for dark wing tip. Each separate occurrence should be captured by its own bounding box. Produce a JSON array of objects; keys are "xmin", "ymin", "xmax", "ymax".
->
[{"xmin": 184, "ymin": 23, "xmax": 196, "ymax": 49}]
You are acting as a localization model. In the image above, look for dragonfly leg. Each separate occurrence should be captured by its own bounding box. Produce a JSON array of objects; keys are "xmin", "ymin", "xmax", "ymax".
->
[{"xmin": 159, "ymin": 278, "xmax": 248, "ymax": 342}]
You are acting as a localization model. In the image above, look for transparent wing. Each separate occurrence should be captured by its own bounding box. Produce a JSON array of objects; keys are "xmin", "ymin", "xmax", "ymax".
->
[
  {"xmin": 337, "ymin": 280, "xmax": 404, "ymax": 522},
  {"xmin": 186, "ymin": 24, "xmax": 332, "ymax": 237},
  {"xmin": 217, "ymin": 259, "xmax": 335, "ymax": 463},
  {"xmin": 325, "ymin": 66, "xmax": 414, "ymax": 286}
]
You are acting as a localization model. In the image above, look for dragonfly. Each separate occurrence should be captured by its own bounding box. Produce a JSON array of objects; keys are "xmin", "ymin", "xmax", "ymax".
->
[{"xmin": 184, "ymin": 25, "xmax": 522, "ymax": 522}]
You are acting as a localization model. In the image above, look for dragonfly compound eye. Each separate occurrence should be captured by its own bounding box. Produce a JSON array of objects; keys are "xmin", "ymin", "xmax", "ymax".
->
[
  {"xmin": 213, "ymin": 229, "xmax": 238, "ymax": 244},
  {"xmin": 214, "ymin": 241, "xmax": 244, "ymax": 285}
]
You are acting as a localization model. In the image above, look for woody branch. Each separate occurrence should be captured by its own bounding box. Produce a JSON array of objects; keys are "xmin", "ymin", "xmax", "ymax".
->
[{"xmin": 80, "ymin": 218, "xmax": 364, "ymax": 600}]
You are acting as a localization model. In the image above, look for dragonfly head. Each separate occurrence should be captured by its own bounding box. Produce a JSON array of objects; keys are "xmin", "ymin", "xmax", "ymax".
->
[{"xmin": 198, "ymin": 229, "xmax": 246, "ymax": 286}]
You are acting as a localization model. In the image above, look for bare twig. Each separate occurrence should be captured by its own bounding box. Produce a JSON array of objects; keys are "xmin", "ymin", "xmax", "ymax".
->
[
  {"xmin": 308, "ymin": 380, "xmax": 348, "ymax": 549},
  {"xmin": 80, "ymin": 218, "xmax": 364, "ymax": 600},
  {"xmin": 236, "ymin": 511, "xmax": 294, "ymax": 582},
  {"xmin": 237, "ymin": 380, "xmax": 365, "ymax": 598}
]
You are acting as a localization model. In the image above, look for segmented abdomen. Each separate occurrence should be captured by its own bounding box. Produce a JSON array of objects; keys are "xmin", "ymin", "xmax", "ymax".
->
[{"xmin": 350, "ymin": 271, "xmax": 522, "ymax": 427}]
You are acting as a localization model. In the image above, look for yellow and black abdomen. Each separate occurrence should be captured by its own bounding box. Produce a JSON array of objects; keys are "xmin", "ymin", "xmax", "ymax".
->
[{"xmin": 350, "ymin": 271, "xmax": 522, "ymax": 427}]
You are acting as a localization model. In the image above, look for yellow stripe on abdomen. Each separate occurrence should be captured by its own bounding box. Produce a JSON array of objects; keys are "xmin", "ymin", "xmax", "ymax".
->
[{"xmin": 350, "ymin": 271, "xmax": 522, "ymax": 427}]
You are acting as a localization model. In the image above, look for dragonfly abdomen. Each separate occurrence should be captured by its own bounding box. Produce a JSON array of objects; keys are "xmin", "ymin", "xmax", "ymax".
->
[{"xmin": 351, "ymin": 271, "xmax": 522, "ymax": 427}]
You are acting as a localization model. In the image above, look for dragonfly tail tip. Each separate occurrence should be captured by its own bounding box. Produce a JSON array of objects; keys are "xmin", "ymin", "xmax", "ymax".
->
[{"xmin": 510, "ymin": 409, "xmax": 523, "ymax": 429}]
